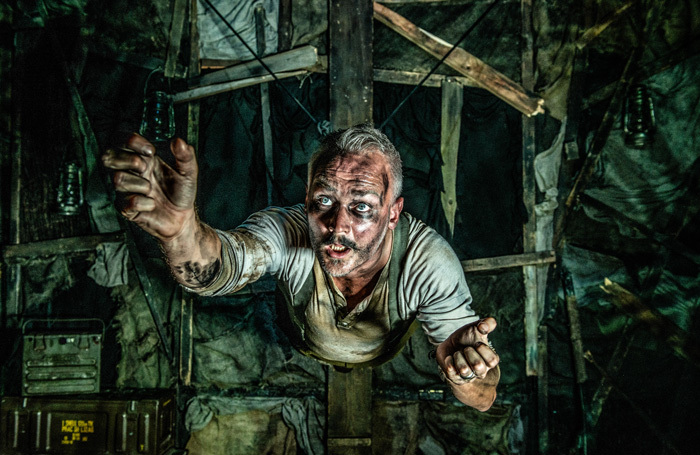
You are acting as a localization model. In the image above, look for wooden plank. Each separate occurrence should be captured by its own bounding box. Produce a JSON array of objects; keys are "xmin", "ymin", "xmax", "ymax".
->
[
  {"xmin": 6, "ymin": 30, "xmax": 26, "ymax": 321},
  {"xmin": 327, "ymin": 438, "xmax": 372, "ymax": 447},
  {"xmin": 523, "ymin": 265, "xmax": 538, "ymax": 376},
  {"xmin": 180, "ymin": 0, "xmax": 200, "ymax": 387},
  {"xmin": 601, "ymin": 279, "xmax": 700, "ymax": 367},
  {"xmin": 304, "ymin": 56, "xmax": 479, "ymax": 88},
  {"xmin": 327, "ymin": 2, "xmax": 374, "ymax": 454},
  {"xmin": 179, "ymin": 292, "xmax": 194, "ymax": 385},
  {"xmin": 3, "ymin": 233, "xmax": 125, "ymax": 261},
  {"xmin": 521, "ymin": 0, "xmax": 538, "ymax": 380},
  {"xmin": 329, "ymin": 0, "xmax": 374, "ymax": 128},
  {"xmin": 440, "ymin": 78, "xmax": 462, "ymax": 237},
  {"xmin": 328, "ymin": 368, "xmax": 373, "ymax": 454},
  {"xmin": 256, "ymin": 5, "xmax": 275, "ymax": 205},
  {"xmin": 373, "ymin": 2, "xmax": 544, "ymax": 117},
  {"xmin": 562, "ymin": 272, "xmax": 587, "ymax": 383},
  {"xmin": 461, "ymin": 250, "xmax": 556, "ymax": 273},
  {"xmin": 277, "ymin": 0, "xmax": 292, "ymax": 52},
  {"xmin": 575, "ymin": 1, "xmax": 634, "ymax": 50},
  {"xmin": 589, "ymin": 324, "xmax": 633, "ymax": 428},
  {"xmin": 194, "ymin": 45, "xmax": 319, "ymax": 87},
  {"xmin": 164, "ymin": 0, "xmax": 188, "ymax": 78},
  {"xmin": 374, "ymin": 68, "xmax": 477, "ymax": 87},
  {"xmin": 174, "ymin": 69, "xmax": 307, "ymax": 103},
  {"xmin": 538, "ymin": 325, "xmax": 549, "ymax": 453},
  {"xmin": 186, "ymin": 0, "xmax": 201, "ymax": 148}
]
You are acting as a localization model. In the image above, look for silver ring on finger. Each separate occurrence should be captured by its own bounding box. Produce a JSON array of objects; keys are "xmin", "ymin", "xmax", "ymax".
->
[{"xmin": 461, "ymin": 370, "xmax": 477, "ymax": 381}]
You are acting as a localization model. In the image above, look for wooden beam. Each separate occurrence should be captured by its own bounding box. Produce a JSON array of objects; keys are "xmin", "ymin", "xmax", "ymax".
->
[
  {"xmin": 6, "ymin": 30, "xmax": 25, "ymax": 322},
  {"xmin": 277, "ymin": 0, "xmax": 293, "ymax": 52},
  {"xmin": 562, "ymin": 272, "xmax": 587, "ymax": 384},
  {"xmin": 461, "ymin": 250, "xmax": 556, "ymax": 273},
  {"xmin": 575, "ymin": 1, "xmax": 635, "ymax": 50},
  {"xmin": 3, "ymin": 233, "xmax": 126, "ymax": 261},
  {"xmin": 256, "ymin": 5, "xmax": 275, "ymax": 205},
  {"xmin": 329, "ymin": 1, "xmax": 374, "ymax": 128},
  {"xmin": 373, "ymin": 68, "xmax": 477, "ymax": 87},
  {"xmin": 164, "ymin": 0, "xmax": 188, "ymax": 78},
  {"xmin": 328, "ymin": 368, "xmax": 373, "ymax": 455},
  {"xmin": 327, "ymin": 2, "xmax": 374, "ymax": 454},
  {"xmin": 174, "ymin": 69, "xmax": 307, "ymax": 103},
  {"xmin": 193, "ymin": 45, "xmax": 319, "ymax": 87},
  {"xmin": 373, "ymin": 1, "xmax": 545, "ymax": 117},
  {"xmin": 309, "ymin": 57, "xmax": 478, "ymax": 88},
  {"xmin": 601, "ymin": 279, "xmax": 700, "ymax": 368},
  {"xmin": 520, "ymin": 0, "xmax": 538, "ymax": 381},
  {"xmin": 180, "ymin": 291, "xmax": 194, "ymax": 385},
  {"xmin": 180, "ymin": 0, "xmax": 201, "ymax": 387},
  {"xmin": 538, "ymin": 325, "xmax": 549, "ymax": 452},
  {"xmin": 440, "ymin": 78, "xmax": 462, "ymax": 238},
  {"xmin": 589, "ymin": 324, "xmax": 633, "ymax": 428},
  {"xmin": 307, "ymin": 55, "xmax": 481, "ymax": 88}
]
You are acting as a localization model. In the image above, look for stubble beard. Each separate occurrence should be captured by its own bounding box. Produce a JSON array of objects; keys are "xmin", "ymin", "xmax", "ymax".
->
[{"xmin": 310, "ymin": 227, "xmax": 388, "ymax": 278}]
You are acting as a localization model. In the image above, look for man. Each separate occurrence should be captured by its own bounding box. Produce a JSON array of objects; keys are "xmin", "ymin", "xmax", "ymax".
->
[{"xmin": 102, "ymin": 124, "xmax": 500, "ymax": 411}]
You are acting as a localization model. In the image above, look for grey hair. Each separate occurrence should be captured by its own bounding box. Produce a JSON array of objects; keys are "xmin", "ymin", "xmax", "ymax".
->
[{"xmin": 308, "ymin": 123, "xmax": 403, "ymax": 200}]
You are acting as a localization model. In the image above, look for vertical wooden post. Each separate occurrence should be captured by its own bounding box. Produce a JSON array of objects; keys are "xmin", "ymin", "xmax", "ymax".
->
[
  {"xmin": 255, "ymin": 5, "xmax": 275, "ymax": 206},
  {"xmin": 328, "ymin": 0, "xmax": 374, "ymax": 129},
  {"xmin": 7, "ymin": 29, "xmax": 25, "ymax": 324},
  {"xmin": 440, "ymin": 78, "xmax": 463, "ymax": 238},
  {"xmin": 164, "ymin": 0, "xmax": 188, "ymax": 78},
  {"xmin": 327, "ymin": 1, "xmax": 374, "ymax": 454},
  {"xmin": 186, "ymin": 0, "xmax": 200, "ymax": 151},
  {"xmin": 521, "ymin": 0, "xmax": 538, "ymax": 378},
  {"xmin": 277, "ymin": 0, "xmax": 293, "ymax": 53},
  {"xmin": 180, "ymin": 0, "xmax": 200, "ymax": 386},
  {"xmin": 521, "ymin": 0, "xmax": 548, "ymax": 452}
]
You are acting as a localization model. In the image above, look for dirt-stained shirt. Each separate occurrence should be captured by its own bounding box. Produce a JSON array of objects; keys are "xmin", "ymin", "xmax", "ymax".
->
[{"xmin": 188, "ymin": 204, "xmax": 478, "ymax": 364}]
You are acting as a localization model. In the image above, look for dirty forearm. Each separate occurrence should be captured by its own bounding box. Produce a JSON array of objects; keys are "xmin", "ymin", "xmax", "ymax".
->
[
  {"xmin": 160, "ymin": 212, "xmax": 222, "ymax": 289},
  {"xmin": 449, "ymin": 366, "xmax": 500, "ymax": 411}
]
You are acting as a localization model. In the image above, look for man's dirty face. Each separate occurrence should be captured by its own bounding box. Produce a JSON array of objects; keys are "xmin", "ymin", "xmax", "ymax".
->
[{"xmin": 306, "ymin": 150, "xmax": 401, "ymax": 279}]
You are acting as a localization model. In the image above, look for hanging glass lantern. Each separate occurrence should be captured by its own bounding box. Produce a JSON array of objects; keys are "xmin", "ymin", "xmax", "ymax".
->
[
  {"xmin": 56, "ymin": 160, "xmax": 84, "ymax": 216},
  {"xmin": 139, "ymin": 68, "xmax": 175, "ymax": 143},
  {"xmin": 623, "ymin": 84, "xmax": 656, "ymax": 149}
]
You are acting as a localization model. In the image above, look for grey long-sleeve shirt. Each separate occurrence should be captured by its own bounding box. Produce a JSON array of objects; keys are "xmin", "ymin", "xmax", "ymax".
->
[{"xmin": 188, "ymin": 204, "xmax": 478, "ymax": 364}]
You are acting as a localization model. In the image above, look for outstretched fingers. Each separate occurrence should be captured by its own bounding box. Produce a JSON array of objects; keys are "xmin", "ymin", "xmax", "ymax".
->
[
  {"xmin": 113, "ymin": 171, "xmax": 152, "ymax": 194},
  {"xmin": 170, "ymin": 138, "xmax": 197, "ymax": 178},
  {"xmin": 125, "ymin": 133, "xmax": 156, "ymax": 157}
]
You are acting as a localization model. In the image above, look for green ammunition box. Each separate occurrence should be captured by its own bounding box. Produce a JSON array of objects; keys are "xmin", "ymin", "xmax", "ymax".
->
[
  {"xmin": 22, "ymin": 319, "xmax": 103, "ymax": 396},
  {"xmin": 0, "ymin": 391, "xmax": 175, "ymax": 455}
]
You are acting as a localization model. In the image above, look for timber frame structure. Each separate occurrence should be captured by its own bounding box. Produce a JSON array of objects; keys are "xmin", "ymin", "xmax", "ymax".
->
[{"xmin": 4, "ymin": 0, "xmax": 700, "ymax": 454}]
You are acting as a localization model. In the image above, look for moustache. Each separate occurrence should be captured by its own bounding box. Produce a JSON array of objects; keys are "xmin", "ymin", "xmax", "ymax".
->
[{"xmin": 324, "ymin": 235, "xmax": 358, "ymax": 250}]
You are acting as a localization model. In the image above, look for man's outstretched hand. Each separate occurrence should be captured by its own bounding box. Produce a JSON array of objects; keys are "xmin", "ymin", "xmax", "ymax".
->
[
  {"xmin": 436, "ymin": 317, "xmax": 500, "ymax": 411},
  {"xmin": 102, "ymin": 134, "xmax": 198, "ymax": 242}
]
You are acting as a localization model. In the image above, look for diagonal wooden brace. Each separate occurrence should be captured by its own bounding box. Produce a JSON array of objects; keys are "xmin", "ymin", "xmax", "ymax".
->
[{"xmin": 373, "ymin": 1, "xmax": 545, "ymax": 117}]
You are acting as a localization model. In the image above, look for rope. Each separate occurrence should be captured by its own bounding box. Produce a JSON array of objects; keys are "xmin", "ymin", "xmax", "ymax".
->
[{"xmin": 200, "ymin": 0, "xmax": 323, "ymax": 131}]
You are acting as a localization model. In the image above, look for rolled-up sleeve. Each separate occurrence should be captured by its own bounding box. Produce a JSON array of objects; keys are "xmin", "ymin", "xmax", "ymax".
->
[{"xmin": 184, "ymin": 205, "xmax": 310, "ymax": 297}]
